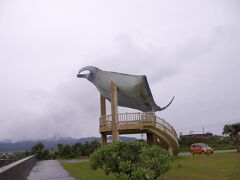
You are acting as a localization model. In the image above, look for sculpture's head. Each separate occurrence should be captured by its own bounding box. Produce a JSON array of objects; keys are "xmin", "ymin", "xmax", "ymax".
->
[{"xmin": 77, "ymin": 66, "xmax": 99, "ymax": 81}]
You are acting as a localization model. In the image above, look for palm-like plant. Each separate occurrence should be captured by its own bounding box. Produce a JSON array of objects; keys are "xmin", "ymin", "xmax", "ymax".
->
[{"xmin": 223, "ymin": 123, "xmax": 240, "ymax": 152}]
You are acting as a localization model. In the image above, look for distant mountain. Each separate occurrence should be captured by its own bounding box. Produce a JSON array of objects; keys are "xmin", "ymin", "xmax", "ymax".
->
[{"xmin": 0, "ymin": 136, "xmax": 137, "ymax": 152}]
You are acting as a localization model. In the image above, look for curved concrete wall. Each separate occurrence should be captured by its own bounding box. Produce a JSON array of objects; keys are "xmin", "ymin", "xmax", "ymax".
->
[{"xmin": 0, "ymin": 155, "xmax": 35, "ymax": 180}]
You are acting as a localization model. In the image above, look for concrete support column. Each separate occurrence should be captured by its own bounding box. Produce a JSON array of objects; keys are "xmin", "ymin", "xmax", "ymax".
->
[
  {"xmin": 100, "ymin": 95, "xmax": 107, "ymax": 146},
  {"xmin": 100, "ymin": 95, "xmax": 106, "ymax": 116},
  {"xmin": 153, "ymin": 134, "xmax": 157, "ymax": 144},
  {"xmin": 147, "ymin": 133, "xmax": 154, "ymax": 145},
  {"xmin": 147, "ymin": 133, "xmax": 157, "ymax": 145},
  {"xmin": 168, "ymin": 146, "xmax": 173, "ymax": 154},
  {"xmin": 100, "ymin": 95, "xmax": 106, "ymax": 124},
  {"xmin": 111, "ymin": 82, "xmax": 119, "ymax": 142},
  {"xmin": 101, "ymin": 133, "xmax": 107, "ymax": 146}
]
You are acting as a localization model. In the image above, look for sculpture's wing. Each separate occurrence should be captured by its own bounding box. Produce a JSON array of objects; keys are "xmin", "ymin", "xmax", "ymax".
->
[
  {"xmin": 114, "ymin": 74, "xmax": 174, "ymax": 112},
  {"xmin": 112, "ymin": 74, "xmax": 157, "ymax": 112}
]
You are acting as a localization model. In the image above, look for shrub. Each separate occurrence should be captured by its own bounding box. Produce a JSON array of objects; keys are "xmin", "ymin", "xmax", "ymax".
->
[{"xmin": 90, "ymin": 141, "xmax": 174, "ymax": 179}]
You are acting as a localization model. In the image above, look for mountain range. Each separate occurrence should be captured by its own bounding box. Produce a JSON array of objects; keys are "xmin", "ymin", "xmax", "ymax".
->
[{"xmin": 0, "ymin": 136, "xmax": 137, "ymax": 152}]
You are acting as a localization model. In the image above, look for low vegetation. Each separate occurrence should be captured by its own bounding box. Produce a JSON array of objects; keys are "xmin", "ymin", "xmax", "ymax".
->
[
  {"xmin": 63, "ymin": 161, "xmax": 115, "ymax": 180},
  {"xmin": 223, "ymin": 122, "xmax": 240, "ymax": 152},
  {"xmin": 90, "ymin": 141, "xmax": 173, "ymax": 179},
  {"xmin": 165, "ymin": 152, "xmax": 240, "ymax": 180},
  {"xmin": 26, "ymin": 140, "xmax": 101, "ymax": 160},
  {"xmin": 63, "ymin": 152, "xmax": 240, "ymax": 180},
  {"xmin": 179, "ymin": 122, "xmax": 240, "ymax": 152},
  {"xmin": 179, "ymin": 135, "xmax": 235, "ymax": 152}
]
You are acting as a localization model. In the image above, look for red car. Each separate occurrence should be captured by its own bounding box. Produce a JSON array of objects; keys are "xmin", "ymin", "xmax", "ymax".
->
[{"xmin": 190, "ymin": 143, "xmax": 214, "ymax": 155}]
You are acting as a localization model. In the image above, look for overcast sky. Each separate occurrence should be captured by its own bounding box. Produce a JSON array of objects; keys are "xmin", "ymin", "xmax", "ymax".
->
[{"xmin": 0, "ymin": 0, "xmax": 240, "ymax": 142}]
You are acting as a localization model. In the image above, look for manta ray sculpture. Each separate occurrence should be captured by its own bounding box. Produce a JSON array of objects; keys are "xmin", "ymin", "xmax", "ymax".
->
[{"xmin": 77, "ymin": 66, "xmax": 174, "ymax": 112}]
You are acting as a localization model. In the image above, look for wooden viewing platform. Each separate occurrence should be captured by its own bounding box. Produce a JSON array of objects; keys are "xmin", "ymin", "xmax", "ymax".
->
[{"xmin": 99, "ymin": 112, "xmax": 179, "ymax": 155}]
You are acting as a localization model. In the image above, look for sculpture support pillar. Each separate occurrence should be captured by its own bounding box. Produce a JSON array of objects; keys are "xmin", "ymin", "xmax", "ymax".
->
[
  {"xmin": 147, "ymin": 133, "xmax": 157, "ymax": 145},
  {"xmin": 100, "ymin": 95, "xmax": 107, "ymax": 146},
  {"xmin": 111, "ymin": 82, "xmax": 119, "ymax": 142},
  {"xmin": 168, "ymin": 146, "xmax": 173, "ymax": 155},
  {"xmin": 101, "ymin": 133, "xmax": 107, "ymax": 146},
  {"xmin": 100, "ymin": 95, "xmax": 106, "ymax": 124},
  {"xmin": 147, "ymin": 133, "xmax": 154, "ymax": 145}
]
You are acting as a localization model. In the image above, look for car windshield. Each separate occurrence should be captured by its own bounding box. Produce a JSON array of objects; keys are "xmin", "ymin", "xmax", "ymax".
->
[
  {"xmin": 202, "ymin": 144, "xmax": 208, "ymax": 148},
  {"xmin": 191, "ymin": 144, "xmax": 209, "ymax": 148}
]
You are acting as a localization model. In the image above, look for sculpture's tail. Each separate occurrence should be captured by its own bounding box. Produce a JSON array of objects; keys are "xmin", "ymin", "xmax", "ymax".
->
[{"xmin": 159, "ymin": 96, "xmax": 174, "ymax": 111}]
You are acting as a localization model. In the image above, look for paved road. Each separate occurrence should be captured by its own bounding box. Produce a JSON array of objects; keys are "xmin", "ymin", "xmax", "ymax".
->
[
  {"xmin": 178, "ymin": 149, "xmax": 237, "ymax": 156},
  {"xmin": 27, "ymin": 160, "xmax": 75, "ymax": 180}
]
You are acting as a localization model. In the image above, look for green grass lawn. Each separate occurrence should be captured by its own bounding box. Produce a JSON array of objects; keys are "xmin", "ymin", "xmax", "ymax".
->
[
  {"xmin": 165, "ymin": 152, "xmax": 240, "ymax": 180},
  {"xmin": 63, "ymin": 161, "xmax": 115, "ymax": 180},
  {"xmin": 62, "ymin": 152, "xmax": 240, "ymax": 180}
]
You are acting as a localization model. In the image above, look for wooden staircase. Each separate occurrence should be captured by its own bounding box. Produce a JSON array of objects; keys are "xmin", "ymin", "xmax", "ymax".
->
[{"xmin": 99, "ymin": 112, "xmax": 179, "ymax": 155}]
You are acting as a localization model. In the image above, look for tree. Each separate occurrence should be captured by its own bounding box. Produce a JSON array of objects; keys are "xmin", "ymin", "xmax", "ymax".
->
[
  {"xmin": 41, "ymin": 149, "xmax": 50, "ymax": 160},
  {"xmin": 90, "ymin": 141, "xmax": 173, "ymax": 179},
  {"xmin": 57, "ymin": 143, "xmax": 64, "ymax": 156},
  {"xmin": 31, "ymin": 142, "xmax": 45, "ymax": 159},
  {"xmin": 72, "ymin": 143, "xmax": 82, "ymax": 156},
  {"xmin": 62, "ymin": 145, "xmax": 74, "ymax": 158},
  {"xmin": 223, "ymin": 123, "xmax": 240, "ymax": 152}
]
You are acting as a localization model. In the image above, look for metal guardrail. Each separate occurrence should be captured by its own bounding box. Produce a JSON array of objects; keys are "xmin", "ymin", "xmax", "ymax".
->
[{"xmin": 99, "ymin": 112, "xmax": 178, "ymax": 143}]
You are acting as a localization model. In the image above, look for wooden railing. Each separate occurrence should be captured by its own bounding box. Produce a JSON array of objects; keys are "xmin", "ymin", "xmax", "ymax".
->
[{"xmin": 99, "ymin": 112, "xmax": 178, "ymax": 143}]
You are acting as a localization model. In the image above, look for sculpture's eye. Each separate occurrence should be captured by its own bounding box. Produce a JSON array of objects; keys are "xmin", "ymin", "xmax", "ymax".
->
[
  {"xmin": 77, "ymin": 70, "xmax": 91, "ymax": 78},
  {"xmin": 79, "ymin": 70, "xmax": 90, "ymax": 75}
]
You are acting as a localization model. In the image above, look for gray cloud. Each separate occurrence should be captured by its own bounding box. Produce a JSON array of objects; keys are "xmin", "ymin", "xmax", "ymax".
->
[{"xmin": 0, "ymin": 1, "xmax": 239, "ymax": 141}]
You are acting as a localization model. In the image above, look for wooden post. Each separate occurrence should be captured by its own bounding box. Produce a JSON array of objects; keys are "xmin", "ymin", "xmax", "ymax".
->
[
  {"xmin": 100, "ymin": 95, "xmax": 106, "ymax": 123},
  {"xmin": 168, "ymin": 146, "xmax": 173, "ymax": 155},
  {"xmin": 153, "ymin": 134, "xmax": 157, "ymax": 144},
  {"xmin": 100, "ymin": 95, "xmax": 107, "ymax": 146},
  {"xmin": 147, "ymin": 133, "xmax": 154, "ymax": 145},
  {"xmin": 101, "ymin": 133, "xmax": 107, "ymax": 146},
  {"xmin": 111, "ymin": 82, "xmax": 119, "ymax": 142},
  {"xmin": 147, "ymin": 133, "xmax": 157, "ymax": 145}
]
